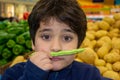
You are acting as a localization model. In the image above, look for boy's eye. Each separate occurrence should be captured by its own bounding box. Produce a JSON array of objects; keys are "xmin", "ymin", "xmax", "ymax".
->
[
  {"xmin": 63, "ymin": 36, "xmax": 73, "ymax": 42},
  {"xmin": 41, "ymin": 34, "xmax": 51, "ymax": 40}
]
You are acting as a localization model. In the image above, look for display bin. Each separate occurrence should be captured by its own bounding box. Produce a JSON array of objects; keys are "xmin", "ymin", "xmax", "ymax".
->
[
  {"xmin": 0, "ymin": 62, "xmax": 11, "ymax": 75},
  {"xmin": 0, "ymin": 52, "xmax": 31, "ymax": 75}
]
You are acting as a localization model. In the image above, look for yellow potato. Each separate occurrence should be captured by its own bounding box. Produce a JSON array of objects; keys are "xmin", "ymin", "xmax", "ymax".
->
[
  {"xmin": 110, "ymin": 49, "xmax": 119, "ymax": 54},
  {"xmin": 95, "ymin": 30, "xmax": 108, "ymax": 38},
  {"xmin": 109, "ymin": 28, "xmax": 119, "ymax": 33},
  {"xmin": 119, "ymin": 72, "xmax": 120, "ymax": 78},
  {"xmin": 10, "ymin": 56, "xmax": 26, "ymax": 67},
  {"xmin": 98, "ymin": 21, "xmax": 110, "ymax": 30},
  {"xmin": 74, "ymin": 58, "xmax": 83, "ymax": 63},
  {"xmin": 97, "ymin": 42, "xmax": 112, "ymax": 59},
  {"xmin": 108, "ymin": 28, "xmax": 120, "ymax": 38},
  {"xmin": 113, "ymin": 13, "xmax": 120, "ymax": 21},
  {"xmin": 103, "ymin": 17, "xmax": 115, "ymax": 26},
  {"xmin": 87, "ymin": 22, "xmax": 99, "ymax": 31},
  {"xmin": 86, "ymin": 32, "xmax": 95, "ymax": 40},
  {"xmin": 105, "ymin": 63, "xmax": 113, "ymax": 71},
  {"xmin": 94, "ymin": 59, "xmax": 106, "ymax": 66},
  {"xmin": 91, "ymin": 40, "xmax": 97, "ymax": 49},
  {"xmin": 87, "ymin": 31, "xmax": 96, "ymax": 35},
  {"xmin": 96, "ymin": 66, "xmax": 108, "ymax": 75},
  {"xmin": 81, "ymin": 38, "xmax": 92, "ymax": 48},
  {"xmin": 77, "ymin": 48, "xmax": 97, "ymax": 65},
  {"xmin": 113, "ymin": 20, "xmax": 120, "ymax": 29},
  {"xmin": 104, "ymin": 52, "xmax": 120, "ymax": 63},
  {"xmin": 96, "ymin": 36, "xmax": 111, "ymax": 47},
  {"xmin": 112, "ymin": 38, "xmax": 120, "ymax": 49},
  {"xmin": 103, "ymin": 70, "xmax": 120, "ymax": 80},
  {"xmin": 112, "ymin": 61, "xmax": 120, "ymax": 72}
]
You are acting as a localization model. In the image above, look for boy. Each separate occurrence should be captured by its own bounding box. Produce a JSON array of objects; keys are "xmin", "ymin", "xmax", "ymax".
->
[{"xmin": 2, "ymin": 0, "xmax": 111, "ymax": 80}]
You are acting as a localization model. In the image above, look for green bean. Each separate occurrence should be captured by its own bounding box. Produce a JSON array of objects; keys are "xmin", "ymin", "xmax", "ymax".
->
[{"xmin": 51, "ymin": 48, "xmax": 85, "ymax": 56}]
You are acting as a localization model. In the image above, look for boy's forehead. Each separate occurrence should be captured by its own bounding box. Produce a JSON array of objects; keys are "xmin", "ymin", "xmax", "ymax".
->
[
  {"xmin": 40, "ymin": 18, "xmax": 61, "ymax": 25},
  {"xmin": 38, "ymin": 19, "xmax": 75, "ymax": 33},
  {"xmin": 40, "ymin": 18, "xmax": 69, "ymax": 28}
]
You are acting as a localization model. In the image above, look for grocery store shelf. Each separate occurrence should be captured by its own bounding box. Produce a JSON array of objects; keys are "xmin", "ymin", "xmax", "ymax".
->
[
  {"xmin": 87, "ymin": 14, "xmax": 113, "ymax": 21},
  {"xmin": 0, "ymin": 0, "xmax": 38, "ymax": 5}
]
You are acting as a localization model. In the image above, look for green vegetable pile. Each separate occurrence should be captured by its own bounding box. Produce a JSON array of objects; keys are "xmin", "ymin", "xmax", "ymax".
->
[{"xmin": 0, "ymin": 20, "xmax": 32, "ymax": 66}]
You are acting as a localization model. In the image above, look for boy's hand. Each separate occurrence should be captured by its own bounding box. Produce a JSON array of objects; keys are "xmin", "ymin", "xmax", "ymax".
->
[{"xmin": 29, "ymin": 50, "xmax": 53, "ymax": 71}]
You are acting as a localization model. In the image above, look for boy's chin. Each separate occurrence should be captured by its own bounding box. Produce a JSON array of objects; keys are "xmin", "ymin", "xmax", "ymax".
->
[
  {"xmin": 52, "ymin": 64, "xmax": 65, "ymax": 71},
  {"xmin": 52, "ymin": 67, "xmax": 64, "ymax": 71}
]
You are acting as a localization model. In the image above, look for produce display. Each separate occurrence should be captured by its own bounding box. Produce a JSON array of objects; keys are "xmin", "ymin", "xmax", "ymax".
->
[
  {"xmin": 0, "ymin": 20, "xmax": 32, "ymax": 66},
  {"xmin": 75, "ymin": 13, "xmax": 120, "ymax": 80},
  {"xmin": 0, "ymin": 13, "xmax": 120, "ymax": 80}
]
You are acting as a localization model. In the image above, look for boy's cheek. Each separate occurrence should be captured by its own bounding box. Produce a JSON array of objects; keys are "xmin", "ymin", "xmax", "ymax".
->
[{"xmin": 33, "ymin": 46, "xmax": 51, "ymax": 54}]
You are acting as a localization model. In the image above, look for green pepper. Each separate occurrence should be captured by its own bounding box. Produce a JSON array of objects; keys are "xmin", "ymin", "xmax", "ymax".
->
[
  {"xmin": 0, "ymin": 44, "xmax": 6, "ymax": 58},
  {"xmin": 24, "ymin": 49, "xmax": 31, "ymax": 53},
  {"xmin": 7, "ymin": 27, "xmax": 24, "ymax": 35},
  {"xmin": 16, "ymin": 35, "xmax": 25, "ymax": 44},
  {"xmin": 25, "ymin": 40, "xmax": 32, "ymax": 49},
  {"xmin": 2, "ymin": 20, "xmax": 11, "ymax": 26},
  {"xmin": 25, "ymin": 26, "xmax": 29, "ymax": 31},
  {"xmin": 8, "ymin": 33, "xmax": 16, "ymax": 39},
  {"xmin": 0, "ymin": 44, "xmax": 5, "ymax": 52},
  {"xmin": 19, "ymin": 20, "xmax": 28, "ymax": 25},
  {"xmin": 0, "ymin": 21, "xmax": 6, "ymax": 30},
  {"xmin": 12, "ymin": 44, "xmax": 24, "ymax": 55},
  {"xmin": 0, "ymin": 30, "xmax": 9, "ymax": 44},
  {"xmin": 0, "ymin": 59, "xmax": 8, "ymax": 66},
  {"xmin": 10, "ymin": 21, "xmax": 19, "ymax": 27},
  {"xmin": 51, "ymin": 48, "xmax": 85, "ymax": 56},
  {"xmin": 6, "ymin": 39, "xmax": 16, "ymax": 48},
  {"xmin": 20, "ymin": 31, "xmax": 30, "ymax": 40},
  {"xmin": 2, "ymin": 48, "xmax": 12, "ymax": 59},
  {"xmin": 6, "ymin": 21, "xmax": 20, "ymax": 28}
]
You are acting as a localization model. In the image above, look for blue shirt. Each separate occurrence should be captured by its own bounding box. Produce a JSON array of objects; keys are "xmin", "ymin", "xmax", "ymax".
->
[{"xmin": 1, "ymin": 60, "xmax": 111, "ymax": 80}]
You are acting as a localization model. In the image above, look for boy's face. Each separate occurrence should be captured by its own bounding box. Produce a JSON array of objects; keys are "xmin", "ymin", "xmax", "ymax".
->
[{"xmin": 32, "ymin": 18, "xmax": 78, "ymax": 71}]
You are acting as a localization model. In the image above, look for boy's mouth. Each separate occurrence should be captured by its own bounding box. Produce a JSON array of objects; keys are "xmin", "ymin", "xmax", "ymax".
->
[{"xmin": 50, "ymin": 57, "xmax": 64, "ymax": 61}]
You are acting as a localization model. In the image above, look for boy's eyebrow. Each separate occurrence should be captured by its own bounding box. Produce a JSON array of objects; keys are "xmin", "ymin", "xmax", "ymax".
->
[
  {"xmin": 39, "ymin": 29, "xmax": 52, "ymax": 32},
  {"xmin": 63, "ymin": 29, "xmax": 75, "ymax": 33},
  {"xmin": 39, "ymin": 28, "xmax": 75, "ymax": 33}
]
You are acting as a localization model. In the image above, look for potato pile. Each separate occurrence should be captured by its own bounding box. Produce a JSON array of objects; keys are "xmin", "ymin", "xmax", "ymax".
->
[
  {"xmin": 75, "ymin": 13, "xmax": 120, "ymax": 80},
  {"xmin": 10, "ymin": 56, "xmax": 26, "ymax": 67}
]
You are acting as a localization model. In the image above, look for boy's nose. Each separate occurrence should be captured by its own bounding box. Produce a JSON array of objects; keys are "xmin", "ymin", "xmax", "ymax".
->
[{"xmin": 50, "ymin": 38, "xmax": 62, "ymax": 52}]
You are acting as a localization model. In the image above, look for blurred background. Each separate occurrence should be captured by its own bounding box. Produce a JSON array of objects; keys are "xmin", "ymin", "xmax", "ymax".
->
[
  {"xmin": 0, "ymin": 0, "xmax": 120, "ymax": 20},
  {"xmin": 0, "ymin": 0, "xmax": 120, "ymax": 80}
]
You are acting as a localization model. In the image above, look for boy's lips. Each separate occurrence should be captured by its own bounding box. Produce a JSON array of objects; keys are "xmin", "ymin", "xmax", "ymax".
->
[{"xmin": 50, "ymin": 57, "xmax": 64, "ymax": 61}]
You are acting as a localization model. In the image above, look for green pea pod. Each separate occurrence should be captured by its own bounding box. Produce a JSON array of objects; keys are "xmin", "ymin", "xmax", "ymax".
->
[{"xmin": 51, "ymin": 48, "xmax": 85, "ymax": 56}]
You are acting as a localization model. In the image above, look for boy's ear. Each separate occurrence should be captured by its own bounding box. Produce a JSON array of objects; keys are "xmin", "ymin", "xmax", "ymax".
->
[{"xmin": 32, "ymin": 41, "xmax": 35, "ymax": 50}]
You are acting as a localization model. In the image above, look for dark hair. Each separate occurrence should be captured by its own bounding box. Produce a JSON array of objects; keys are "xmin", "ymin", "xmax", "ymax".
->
[{"xmin": 28, "ymin": 0, "xmax": 87, "ymax": 47}]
